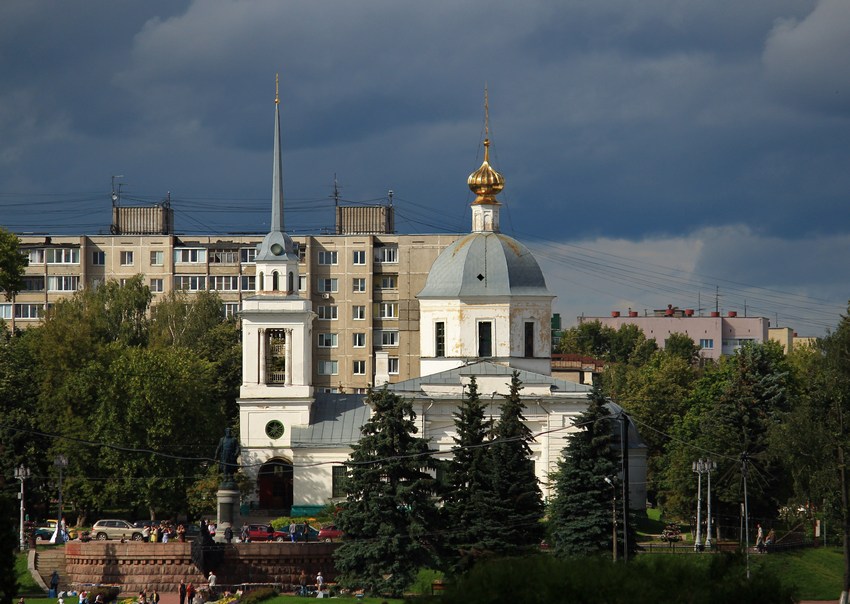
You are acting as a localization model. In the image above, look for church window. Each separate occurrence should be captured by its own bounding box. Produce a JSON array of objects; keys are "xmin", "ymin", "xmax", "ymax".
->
[
  {"xmin": 318, "ymin": 333, "xmax": 338, "ymax": 348},
  {"xmin": 435, "ymin": 322, "xmax": 445, "ymax": 357},
  {"xmin": 318, "ymin": 360, "xmax": 338, "ymax": 375},
  {"xmin": 318, "ymin": 251, "xmax": 338, "ymax": 265},
  {"xmin": 288, "ymin": 271, "xmax": 294, "ymax": 293},
  {"xmin": 353, "ymin": 360, "xmax": 366, "ymax": 375},
  {"xmin": 388, "ymin": 357, "xmax": 400, "ymax": 374},
  {"xmin": 258, "ymin": 272, "xmax": 264, "ymax": 290},
  {"xmin": 478, "ymin": 321, "xmax": 493, "ymax": 358},
  {"xmin": 524, "ymin": 321, "xmax": 534, "ymax": 358},
  {"xmin": 272, "ymin": 271, "xmax": 279, "ymax": 291},
  {"xmin": 266, "ymin": 329, "xmax": 287, "ymax": 384},
  {"xmin": 318, "ymin": 305, "xmax": 338, "ymax": 320},
  {"xmin": 332, "ymin": 465, "xmax": 348, "ymax": 498}
]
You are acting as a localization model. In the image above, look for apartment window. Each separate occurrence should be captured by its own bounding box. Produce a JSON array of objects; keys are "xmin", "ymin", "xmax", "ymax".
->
[
  {"xmin": 47, "ymin": 275, "xmax": 79, "ymax": 291},
  {"xmin": 91, "ymin": 251, "xmax": 105, "ymax": 265},
  {"xmin": 435, "ymin": 321, "xmax": 445, "ymax": 357},
  {"xmin": 318, "ymin": 360, "xmax": 338, "ymax": 375},
  {"xmin": 0, "ymin": 304, "xmax": 10, "ymax": 320},
  {"xmin": 524, "ymin": 321, "xmax": 534, "ymax": 358},
  {"xmin": 332, "ymin": 465, "xmax": 348, "ymax": 498},
  {"xmin": 699, "ymin": 339, "xmax": 714, "ymax": 349},
  {"xmin": 15, "ymin": 304, "xmax": 43, "ymax": 319},
  {"xmin": 210, "ymin": 249, "xmax": 238, "ymax": 264},
  {"xmin": 379, "ymin": 275, "xmax": 397, "ymax": 290},
  {"xmin": 378, "ymin": 330, "xmax": 399, "ymax": 347},
  {"xmin": 318, "ymin": 305, "xmax": 338, "ymax": 320},
  {"xmin": 375, "ymin": 245, "xmax": 398, "ymax": 264},
  {"xmin": 388, "ymin": 357, "xmax": 400, "ymax": 374},
  {"xmin": 22, "ymin": 276, "xmax": 44, "ymax": 292},
  {"xmin": 353, "ymin": 250, "xmax": 366, "ymax": 265},
  {"xmin": 174, "ymin": 275, "xmax": 206, "ymax": 291},
  {"xmin": 296, "ymin": 243, "xmax": 306, "ymax": 263},
  {"xmin": 241, "ymin": 275, "xmax": 256, "ymax": 291},
  {"xmin": 240, "ymin": 248, "xmax": 257, "ymax": 263},
  {"xmin": 150, "ymin": 278, "xmax": 164, "ymax": 293},
  {"xmin": 353, "ymin": 360, "xmax": 366, "ymax": 375},
  {"xmin": 150, "ymin": 250, "xmax": 164, "ymax": 266},
  {"xmin": 211, "ymin": 276, "xmax": 240, "ymax": 291},
  {"xmin": 318, "ymin": 278, "xmax": 338, "ymax": 293},
  {"xmin": 46, "ymin": 248, "xmax": 79, "ymax": 264},
  {"xmin": 174, "ymin": 248, "xmax": 206, "ymax": 264},
  {"xmin": 298, "ymin": 275, "xmax": 307, "ymax": 292},
  {"xmin": 119, "ymin": 278, "xmax": 130, "ymax": 287},
  {"xmin": 222, "ymin": 303, "xmax": 239, "ymax": 318},
  {"xmin": 318, "ymin": 333, "xmax": 338, "ymax": 348},
  {"xmin": 318, "ymin": 251, "xmax": 338, "ymax": 265},
  {"xmin": 119, "ymin": 251, "xmax": 134, "ymax": 266},
  {"xmin": 353, "ymin": 278, "xmax": 366, "ymax": 293},
  {"xmin": 379, "ymin": 302, "xmax": 398, "ymax": 319},
  {"xmin": 27, "ymin": 249, "xmax": 44, "ymax": 264},
  {"xmin": 353, "ymin": 333, "xmax": 366, "ymax": 348},
  {"xmin": 353, "ymin": 305, "xmax": 366, "ymax": 320},
  {"xmin": 353, "ymin": 387, "xmax": 367, "ymax": 394},
  {"xmin": 478, "ymin": 321, "xmax": 493, "ymax": 357}
]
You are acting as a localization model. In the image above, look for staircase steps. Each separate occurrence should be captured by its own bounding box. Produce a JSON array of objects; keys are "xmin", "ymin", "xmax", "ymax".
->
[{"xmin": 34, "ymin": 547, "xmax": 67, "ymax": 593}]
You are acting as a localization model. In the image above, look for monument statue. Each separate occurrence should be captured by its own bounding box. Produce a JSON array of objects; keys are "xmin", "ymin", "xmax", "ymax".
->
[{"xmin": 215, "ymin": 427, "xmax": 241, "ymax": 480}]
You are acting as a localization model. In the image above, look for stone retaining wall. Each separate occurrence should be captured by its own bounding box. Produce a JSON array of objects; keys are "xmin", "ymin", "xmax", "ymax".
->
[{"xmin": 64, "ymin": 542, "xmax": 338, "ymax": 595}]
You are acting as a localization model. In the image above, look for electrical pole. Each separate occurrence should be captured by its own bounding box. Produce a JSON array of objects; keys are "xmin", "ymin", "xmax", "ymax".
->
[
  {"xmin": 693, "ymin": 459, "xmax": 704, "ymax": 552},
  {"xmin": 15, "ymin": 464, "xmax": 30, "ymax": 551},
  {"xmin": 705, "ymin": 458, "xmax": 717, "ymax": 549}
]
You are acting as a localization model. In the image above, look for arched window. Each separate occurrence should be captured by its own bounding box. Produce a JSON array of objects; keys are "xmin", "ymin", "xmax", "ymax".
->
[
  {"xmin": 288, "ymin": 271, "xmax": 294, "ymax": 293},
  {"xmin": 272, "ymin": 271, "xmax": 279, "ymax": 291},
  {"xmin": 258, "ymin": 272, "xmax": 264, "ymax": 290}
]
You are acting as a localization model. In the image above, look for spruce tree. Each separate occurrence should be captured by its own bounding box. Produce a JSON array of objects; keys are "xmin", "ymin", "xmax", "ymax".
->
[
  {"xmin": 442, "ymin": 376, "xmax": 497, "ymax": 572},
  {"xmin": 478, "ymin": 371, "xmax": 545, "ymax": 557},
  {"xmin": 334, "ymin": 387, "xmax": 440, "ymax": 598},
  {"xmin": 548, "ymin": 383, "xmax": 634, "ymax": 558}
]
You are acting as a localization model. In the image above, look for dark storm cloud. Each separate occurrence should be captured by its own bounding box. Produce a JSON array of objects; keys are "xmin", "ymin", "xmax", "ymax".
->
[{"xmin": 1, "ymin": 0, "xmax": 848, "ymax": 331}]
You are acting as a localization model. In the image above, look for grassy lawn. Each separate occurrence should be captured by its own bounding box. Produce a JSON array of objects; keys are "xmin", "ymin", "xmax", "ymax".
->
[
  {"xmin": 16, "ymin": 553, "xmax": 41, "ymax": 594},
  {"xmin": 751, "ymin": 546, "xmax": 844, "ymax": 600}
]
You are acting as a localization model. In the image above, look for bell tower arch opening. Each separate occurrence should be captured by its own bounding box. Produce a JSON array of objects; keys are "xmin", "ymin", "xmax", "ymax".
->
[{"xmin": 257, "ymin": 458, "xmax": 294, "ymax": 512}]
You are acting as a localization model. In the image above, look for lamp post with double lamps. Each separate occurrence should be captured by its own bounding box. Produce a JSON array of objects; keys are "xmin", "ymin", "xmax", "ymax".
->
[
  {"xmin": 703, "ymin": 459, "xmax": 717, "ymax": 549},
  {"xmin": 54, "ymin": 455, "xmax": 68, "ymax": 544},
  {"xmin": 692, "ymin": 459, "xmax": 705, "ymax": 552},
  {"xmin": 15, "ymin": 464, "xmax": 31, "ymax": 550}
]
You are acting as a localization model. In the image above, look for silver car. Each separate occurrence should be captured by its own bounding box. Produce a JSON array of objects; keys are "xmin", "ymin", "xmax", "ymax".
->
[{"xmin": 90, "ymin": 519, "xmax": 143, "ymax": 541}]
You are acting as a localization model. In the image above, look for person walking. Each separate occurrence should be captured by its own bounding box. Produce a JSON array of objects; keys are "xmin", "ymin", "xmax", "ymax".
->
[
  {"xmin": 186, "ymin": 584, "xmax": 195, "ymax": 604},
  {"xmin": 49, "ymin": 570, "xmax": 60, "ymax": 597},
  {"xmin": 316, "ymin": 571, "xmax": 324, "ymax": 593},
  {"xmin": 178, "ymin": 580, "xmax": 187, "ymax": 604},
  {"xmin": 208, "ymin": 570, "xmax": 217, "ymax": 599},
  {"xmin": 298, "ymin": 570, "xmax": 308, "ymax": 596}
]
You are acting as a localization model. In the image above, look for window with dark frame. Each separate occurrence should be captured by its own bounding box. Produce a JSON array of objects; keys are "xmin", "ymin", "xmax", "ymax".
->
[
  {"xmin": 435, "ymin": 321, "xmax": 445, "ymax": 357},
  {"xmin": 524, "ymin": 321, "xmax": 534, "ymax": 358},
  {"xmin": 478, "ymin": 321, "xmax": 492, "ymax": 358}
]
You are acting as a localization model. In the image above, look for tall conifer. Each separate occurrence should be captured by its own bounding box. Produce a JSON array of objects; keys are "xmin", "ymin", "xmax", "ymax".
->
[{"xmin": 335, "ymin": 387, "xmax": 439, "ymax": 597}]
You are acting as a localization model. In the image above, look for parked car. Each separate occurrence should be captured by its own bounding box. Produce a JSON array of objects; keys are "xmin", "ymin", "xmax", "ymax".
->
[
  {"xmin": 90, "ymin": 519, "xmax": 143, "ymax": 541},
  {"xmin": 35, "ymin": 520, "xmax": 78, "ymax": 541},
  {"xmin": 292, "ymin": 523, "xmax": 320, "ymax": 542},
  {"xmin": 243, "ymin": 523, "xmax": 289, "ymax": 542},
  {"xmin": 317, "ymin": 524, "xmax": 344, "ymax": 542}
]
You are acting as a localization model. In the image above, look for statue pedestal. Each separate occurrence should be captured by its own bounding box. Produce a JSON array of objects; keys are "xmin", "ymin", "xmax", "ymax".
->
[{"xmin": 216, "ymin": 486, "xmax": 239, "ymax": 538}]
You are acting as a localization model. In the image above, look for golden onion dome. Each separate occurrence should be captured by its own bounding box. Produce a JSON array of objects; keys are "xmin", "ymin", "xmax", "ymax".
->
[{"xmin": 467, "ymin": 138, "xmax": 504, "ymax": 203}]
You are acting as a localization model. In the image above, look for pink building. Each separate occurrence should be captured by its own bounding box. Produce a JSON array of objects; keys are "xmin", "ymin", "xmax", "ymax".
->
[{"xmin": 579, "ymin": 306, "xmax": 769, "ymax": 361}]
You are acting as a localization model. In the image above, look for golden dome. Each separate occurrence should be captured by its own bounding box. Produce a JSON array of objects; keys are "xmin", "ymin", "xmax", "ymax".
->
[{"xmin": 467, "ymin": 138, "xmax": 504, "ymax": 203}]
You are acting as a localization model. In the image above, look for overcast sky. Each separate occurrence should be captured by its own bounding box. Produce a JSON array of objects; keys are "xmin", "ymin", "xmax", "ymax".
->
[{"xmin": 1, "ymin": 0, "xmax": 849, "ymax": 335}]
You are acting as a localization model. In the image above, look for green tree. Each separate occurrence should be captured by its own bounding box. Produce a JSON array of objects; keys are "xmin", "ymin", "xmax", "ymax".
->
[
  {"xmin": 479, "ymin": 371, "xmax": 545, "ymax": 556},
  {"xmin": 335, "ymin": 388, "xmax": 440, "ymax": 597},
  {"xmin": 442, "ymin": 376, "xmax": 497, "ymax": 573},
  {"xmin": 0, "ymin": 483, "xmax": 18, "ymax": 600},
  {"xmin": 663, "ymin": 332, "xmax": 700, "ymax": 364},
  {"xmin": 558, "ymin": 321, "xmax": 657, "ymax": 364},
  {"xmin": 549, "ymin": 384, "xmax": 634, "ymax": 557},
  {"xmin": 0, "ymin": 228, "xmax": 27, "ymax": 332}
]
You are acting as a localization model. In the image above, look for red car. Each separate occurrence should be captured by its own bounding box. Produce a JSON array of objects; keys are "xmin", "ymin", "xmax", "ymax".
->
[
  {"xmin": 317, "ymin": 524, "xmax": 344, "ymax": 542},
  {"xmin": 243, "ymin": 523, "xmax": 289, "ymax": 542}
]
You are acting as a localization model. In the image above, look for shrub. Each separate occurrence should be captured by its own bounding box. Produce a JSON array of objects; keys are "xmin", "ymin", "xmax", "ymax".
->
[{"xmin": 238, "ymin": 587, "xmax": 277, "ymax": 604}]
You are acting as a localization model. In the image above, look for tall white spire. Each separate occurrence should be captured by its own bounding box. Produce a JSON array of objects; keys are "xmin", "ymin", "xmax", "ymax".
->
[{"xmin": 271, "ymin": 73, "xmax": 284, "ymax": 233}]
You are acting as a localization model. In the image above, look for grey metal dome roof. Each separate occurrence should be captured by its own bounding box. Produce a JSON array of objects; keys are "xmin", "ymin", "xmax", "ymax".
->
[{"xmin": 418, "ymin": 232, "xmax": 551, "ymax": 299}]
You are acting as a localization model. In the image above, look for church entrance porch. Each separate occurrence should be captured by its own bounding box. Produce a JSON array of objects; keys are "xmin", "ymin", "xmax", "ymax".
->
[{"xmin": 257, "ymin": 458, "xmax": 293, "ymax": 511}]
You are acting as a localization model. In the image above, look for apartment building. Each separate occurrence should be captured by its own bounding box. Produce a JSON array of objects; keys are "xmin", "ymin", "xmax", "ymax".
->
[{"xmin": 7, "ymin": 224, "xmax": 459, "ymax": 392}]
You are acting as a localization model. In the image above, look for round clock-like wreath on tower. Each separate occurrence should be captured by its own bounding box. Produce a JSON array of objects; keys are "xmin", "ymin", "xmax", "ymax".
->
[{"xmin": 265, "ymin": 420, "xmax": 285, "ymax": 439}]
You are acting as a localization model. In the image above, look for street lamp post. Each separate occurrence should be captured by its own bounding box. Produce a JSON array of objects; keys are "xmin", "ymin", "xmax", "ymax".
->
[
  {"xmin": 704, "ymin": 459, "xmax": 717, "ymax": 549},
  {"xmin": 604, "ymin": 476, "xmax": 617, "ymax": 562},
  {"xmin": 14, "ymin": 464, "xmax": 31, "ymax": 551},
  {"xmin": 54, "ymin": 455, "xmax": 68, "ymax": 544},
  {"xmin": 693, "ymin": 459, "xmax": 705, "ymax": 552}
]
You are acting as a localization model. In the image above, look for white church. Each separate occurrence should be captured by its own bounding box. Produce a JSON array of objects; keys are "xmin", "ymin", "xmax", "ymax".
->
[{"xmin": 237, "ymin": 87, "xmax": 647, "ymax": 516}]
